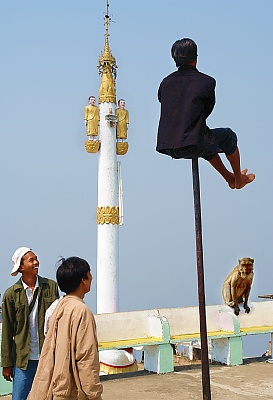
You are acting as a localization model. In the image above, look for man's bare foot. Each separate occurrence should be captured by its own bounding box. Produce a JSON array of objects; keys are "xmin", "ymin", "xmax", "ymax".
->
[
  {"xmin": 227, "ymin": 177, "xmax": 236, "ymax": 189},
  {"xmin": 225, "ymin": 172, "xmax": 236, "ymax": 189},
  {"xmin": 235, "ymin": 169, "xmax": 255, "ymax": 189},
  {"xmin": 226, "ymin": 169, "xmax": 253, "ymax": 189}
]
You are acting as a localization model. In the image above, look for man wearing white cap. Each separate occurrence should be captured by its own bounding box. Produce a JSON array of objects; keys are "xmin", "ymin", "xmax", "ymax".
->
[{"xmin": 1, "ymin": 247, "xmax": 59, "ymax": 400}]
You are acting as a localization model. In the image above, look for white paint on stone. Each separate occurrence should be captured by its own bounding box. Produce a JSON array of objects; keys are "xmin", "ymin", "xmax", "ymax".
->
[{"xmin": 97, "ymin": 102, "xmax": 119, "ymax": 314}]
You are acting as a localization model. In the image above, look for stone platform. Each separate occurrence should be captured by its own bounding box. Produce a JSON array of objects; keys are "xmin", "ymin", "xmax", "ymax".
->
[{"xmin": 1, "ymin": 357, "xmax": 273, "ymax": 399}]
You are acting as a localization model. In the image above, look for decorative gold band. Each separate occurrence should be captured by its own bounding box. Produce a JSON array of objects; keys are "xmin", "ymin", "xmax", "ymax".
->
[
  {"xmin": 97, "ymin": 206, "xmax": 119, "ymax": 225},
  {"xmin": 99, "ymin": 94, "xmax": 116, "ymax": 104}
]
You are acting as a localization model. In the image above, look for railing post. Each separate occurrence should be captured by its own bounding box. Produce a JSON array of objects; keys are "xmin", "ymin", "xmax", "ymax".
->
[{"xmin": 191, "ymin": 158, "xmax": 211, "ymax": 400}]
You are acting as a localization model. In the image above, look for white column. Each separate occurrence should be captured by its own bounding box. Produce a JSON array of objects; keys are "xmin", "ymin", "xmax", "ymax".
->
[{"xmin": 97, "ymin": 102, "xmax": 119, "ymax": 314}]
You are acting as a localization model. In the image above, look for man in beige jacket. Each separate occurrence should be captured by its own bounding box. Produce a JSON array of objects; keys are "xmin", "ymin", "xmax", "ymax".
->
[{"xmin": 28, "ymin": 256, "xmax": 103, "ymax": 400}]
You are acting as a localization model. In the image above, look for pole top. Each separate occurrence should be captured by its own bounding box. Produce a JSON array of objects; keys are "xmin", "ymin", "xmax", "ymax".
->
[{"xmin": 97, "ymin": 1, "xmax": 117, "ymax": 104}]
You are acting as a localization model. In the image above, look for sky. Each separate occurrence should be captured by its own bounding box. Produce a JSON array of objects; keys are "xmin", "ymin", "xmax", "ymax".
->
[{"xmin": 1, "ymin": 0, "xmax": 273, "ymax": 356}]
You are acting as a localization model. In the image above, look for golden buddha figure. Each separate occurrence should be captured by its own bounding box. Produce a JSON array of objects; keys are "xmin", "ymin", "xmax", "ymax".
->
[
  {"xmin": 84, "ymin": 96, "xmax": 100, "ymax": 136},
  {"xmin": 98, "ymin": 64, "xmax": 116, "ymax": 104},
  {"xmin": 116, "ymin": 99, "xmax": 129, "ymax": 139}
]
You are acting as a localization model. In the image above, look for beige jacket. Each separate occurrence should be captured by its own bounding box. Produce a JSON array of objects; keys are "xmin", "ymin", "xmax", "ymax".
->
[{"xmin": 28, "ymin": 295, "xmax": 103, "ymax": 400}]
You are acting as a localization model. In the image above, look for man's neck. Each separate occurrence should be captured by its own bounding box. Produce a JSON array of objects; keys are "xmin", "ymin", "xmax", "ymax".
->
[
  {"xmin": 68, "ymin": 286, "xmax": 85, "ymax": 299},
  {"xmin": 187, "ymin": 60, "xmax": 197, "ymax": 67},
  {"xmin": 22, "ymin": 274, "xmax": 38, "ymax": 290}
]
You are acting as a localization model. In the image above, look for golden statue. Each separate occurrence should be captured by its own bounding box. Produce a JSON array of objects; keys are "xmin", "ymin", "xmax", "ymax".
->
[
  {"xmin": 98, "ymin": 64, "xmax": 116, "ymax": 104},
  {"xmin": 116, "ymin": 99, "xmax": 129, "ymax": 139},
  {"xmin": 97, "ymin": 9, "xmax": 117, "ymax": 104},
  {"xmin": 84, "ymin": 96, "xmax": 100, "ymax": 136}
]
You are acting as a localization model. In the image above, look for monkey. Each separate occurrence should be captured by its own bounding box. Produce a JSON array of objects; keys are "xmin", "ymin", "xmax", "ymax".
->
[{"xmin": 222, "ymin": 257, "xmax": 254, "ymax": 316}]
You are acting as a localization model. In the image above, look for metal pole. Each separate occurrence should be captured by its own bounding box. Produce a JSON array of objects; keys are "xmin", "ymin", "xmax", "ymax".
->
[{"xmin": 191, "ymin": 158, "xmax": 211, "ymax": 400}]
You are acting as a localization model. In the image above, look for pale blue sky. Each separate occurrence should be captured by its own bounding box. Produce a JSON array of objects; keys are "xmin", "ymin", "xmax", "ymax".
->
[{"xmin": 1, "ymin": 0, "xmax": 273, "ymax": 356}]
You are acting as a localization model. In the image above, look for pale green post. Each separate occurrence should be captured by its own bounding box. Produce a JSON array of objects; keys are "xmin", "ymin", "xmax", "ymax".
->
[
  {"xmin": 158, "ymin": 316, "xmax": 173, "ymax": 373},
  {"xmin": 229, "ymin": 336, "xmax": 243, "ymax": 366},
  {"xmin": 144, "ymin": 316, "xmax": 174, "ymax": 373},
  {"xmin": 157, "ymin": 343, "xmax": 174, "ymax": 373}
]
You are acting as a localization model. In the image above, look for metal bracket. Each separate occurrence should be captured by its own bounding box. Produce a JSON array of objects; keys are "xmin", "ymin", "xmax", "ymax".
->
[{"xmin": 105, "ymin": 114, "xmax": 118, "ymax": 122}]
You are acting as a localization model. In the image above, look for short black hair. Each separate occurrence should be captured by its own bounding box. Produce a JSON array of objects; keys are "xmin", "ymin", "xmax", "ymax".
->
[
  {"xmin": 171, "ymin": 38, "xmax": 197, "ymax": 68},
  {"xmin": 56, "ymin": 256, "xmax": 90, "ymax": 294}
]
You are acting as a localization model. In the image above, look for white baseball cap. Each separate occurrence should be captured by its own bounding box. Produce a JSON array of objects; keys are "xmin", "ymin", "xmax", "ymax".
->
[{"xmin": 11, "ymin": 247, "xmax": 32, "ymax": 276}]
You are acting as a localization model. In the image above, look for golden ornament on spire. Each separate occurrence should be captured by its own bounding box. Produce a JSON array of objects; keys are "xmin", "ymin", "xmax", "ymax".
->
[{"xmin": 98, "ymin": 2, "xmax": 117, "ymax": 104}]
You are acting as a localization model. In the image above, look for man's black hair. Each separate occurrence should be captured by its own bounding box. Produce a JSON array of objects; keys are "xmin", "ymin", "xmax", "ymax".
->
[
  {"xmin": 171, "ymin": 38, "xmax": 198, "ymax": 68},
  {"xmin": 56, "ymin": 256, "xmax": 90, "ymax": 294}
]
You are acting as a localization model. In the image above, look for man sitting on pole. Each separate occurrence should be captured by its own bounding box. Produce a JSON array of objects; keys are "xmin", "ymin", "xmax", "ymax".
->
[{"xmin": 156, "ymin": 38, "xmax": 255, "ymax": 190}]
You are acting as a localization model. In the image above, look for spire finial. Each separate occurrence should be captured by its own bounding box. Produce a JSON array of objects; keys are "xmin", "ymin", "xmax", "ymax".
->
[
  {"xmin": 98, "ymin": 1, "xmax": 118, "ymax": 104},
  {"xmin": 105, "ymin": 1, "xmax": 110, "ymax": 43},
  {"xmin": 103, "ymin": 1, "xmax": 113, "ymax": 59}
]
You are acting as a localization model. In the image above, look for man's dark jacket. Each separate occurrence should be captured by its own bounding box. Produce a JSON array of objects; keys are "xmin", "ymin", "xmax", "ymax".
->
[
  {"xmin": 156, "ymin": 65, "xmax": 217, "ymax": 159},
  {"xmin": 1, "ymin": 276, "xmax": 59, "ymax": 370}
]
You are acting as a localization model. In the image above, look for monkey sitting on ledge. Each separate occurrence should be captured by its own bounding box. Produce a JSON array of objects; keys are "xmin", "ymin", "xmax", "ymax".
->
[{"xmin": 222, "ymin": 257, "xmax": 254, "ymax": 316}]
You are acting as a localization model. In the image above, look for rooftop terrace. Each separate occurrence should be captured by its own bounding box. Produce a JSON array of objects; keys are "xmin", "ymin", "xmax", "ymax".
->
[{"xmin": 1, "ymin": 357, "xmax": 272, "ymax": 399}]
